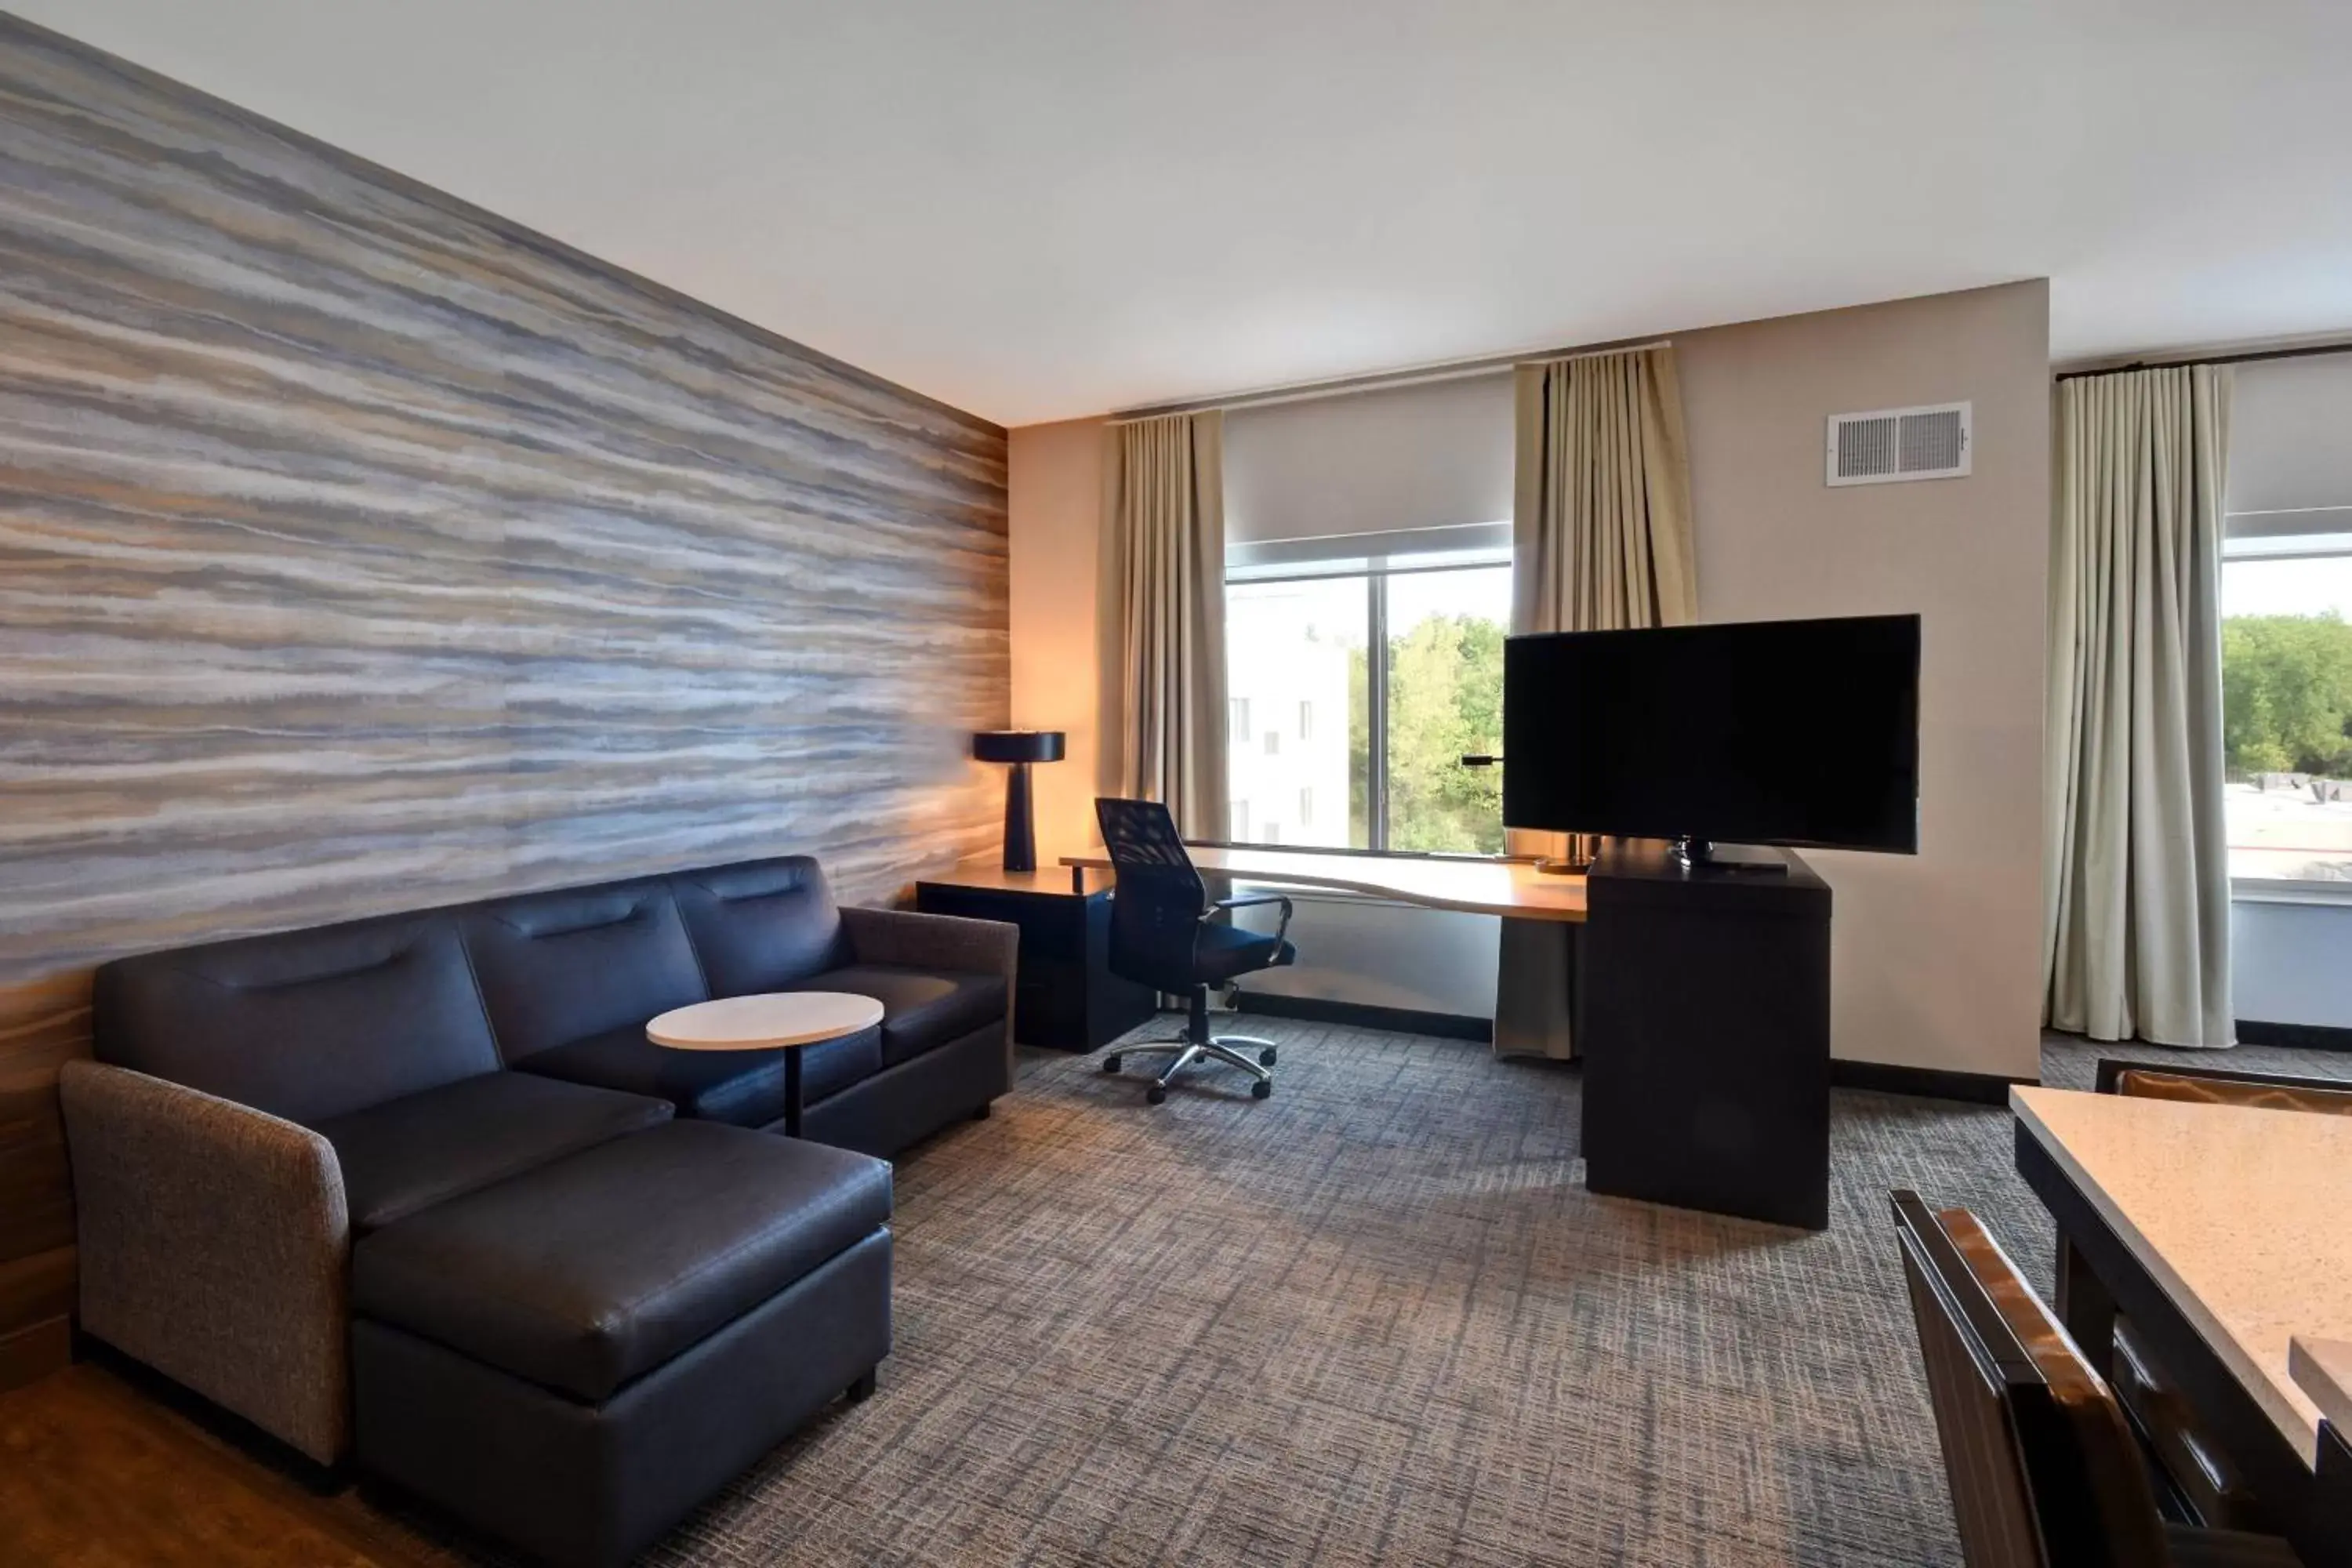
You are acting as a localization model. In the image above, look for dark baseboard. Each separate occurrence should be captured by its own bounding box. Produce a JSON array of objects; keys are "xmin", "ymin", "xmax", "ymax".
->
[
  {"xmin": 2238, "ymin": 1018, "xmax": 2352, "ymax": 1053},
  {"xmin": 1232, "ymin": 990, "xmax": 1493, "ymax": 1044},
  {"xmin": 1830, "ymin": 1059, "xmax": 2029, "ymax": 1106},
  {"xmin": 1225, "ymin": 998, "xmax": 2050, "ymax": 1098}
]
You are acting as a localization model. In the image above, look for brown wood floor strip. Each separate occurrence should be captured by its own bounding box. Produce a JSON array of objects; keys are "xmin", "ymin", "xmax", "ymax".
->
[
  {"xmin": 0, "ymin": 1365, "xmax": 446, "ymax": 1566},
  {"xmin": 0, "ymin": 1250, "xmax": 76, "ymax": 1345},
  {"xmin": 0, "ymin": 1318, "xmax": 73, "ymax": 1397}
]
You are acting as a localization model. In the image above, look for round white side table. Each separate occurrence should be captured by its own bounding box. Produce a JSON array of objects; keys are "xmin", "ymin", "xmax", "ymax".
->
[{"xmin": 646, "ymin": 992, "xmax": 884, "ymax": 1137}]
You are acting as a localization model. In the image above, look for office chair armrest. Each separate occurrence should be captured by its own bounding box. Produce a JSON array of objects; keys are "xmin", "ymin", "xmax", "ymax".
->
[{"xmin": 1214, "ymin": 892, "xmax": 1293, "ymax": 947}]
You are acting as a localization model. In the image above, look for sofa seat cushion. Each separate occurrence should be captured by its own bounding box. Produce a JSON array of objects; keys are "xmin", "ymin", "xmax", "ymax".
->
[
  {"xmin": 312, "ymin": 1071, "xmax": 673, "ymax": 1232},
  {"xmin": 350, "ymin": 1121, "xmax": 892, "ymax": 1403},
  {"xmin": 511, "ymin": 1018, "xmax": 883, "ymax": 1125},
  {"xmin": 793, "ymin": 964, "xmax": 1005, "ymax": 1069}
]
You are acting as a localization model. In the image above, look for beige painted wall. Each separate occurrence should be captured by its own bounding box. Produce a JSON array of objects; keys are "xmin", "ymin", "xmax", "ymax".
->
[
  {"xmin": 1005, "ymin": 279, "xmax": 2053, "ymax": 1077},
  {"xmin": 1007, "ymin": 417, "xmax": 1120, "ymax": 855},
  {"xmin": 1676, "ymin": 280, "xmax": 2050, "ymax": 1079}
]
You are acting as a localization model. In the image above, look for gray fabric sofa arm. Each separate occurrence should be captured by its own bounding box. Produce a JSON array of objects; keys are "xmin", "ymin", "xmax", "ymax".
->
[{"xmin": 60, "ymin": 1059, "xmax": 352, "ymax": 1464}]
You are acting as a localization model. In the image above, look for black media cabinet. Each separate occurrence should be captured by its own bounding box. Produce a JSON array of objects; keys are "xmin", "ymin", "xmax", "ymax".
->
[{"xmin": 1580, "ymin": 839, "xmax": 1832, "ymax": 1230}]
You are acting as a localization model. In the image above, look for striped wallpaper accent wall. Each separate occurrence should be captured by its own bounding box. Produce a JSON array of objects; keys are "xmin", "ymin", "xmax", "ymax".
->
[{"xmin": 0, "ymin": 17, "xmax": 1009, "ymax": 1374}]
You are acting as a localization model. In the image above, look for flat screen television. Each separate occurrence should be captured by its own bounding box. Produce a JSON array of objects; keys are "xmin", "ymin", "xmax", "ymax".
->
[{"xmin": 1501, "ymin": 614, "xmax": 1920, "ymax": 855}]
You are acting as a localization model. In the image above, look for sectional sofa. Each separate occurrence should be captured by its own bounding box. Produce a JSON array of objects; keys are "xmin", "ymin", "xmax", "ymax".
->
[{"xmin": 59, "ymin": 855, "xmax": 1015, "ymax": 1567}]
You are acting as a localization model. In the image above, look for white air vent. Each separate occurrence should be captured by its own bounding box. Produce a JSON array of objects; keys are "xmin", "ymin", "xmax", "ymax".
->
[{"xmin": 1826, "ymin": 401, "xmax": 1971, "ymax": 485}]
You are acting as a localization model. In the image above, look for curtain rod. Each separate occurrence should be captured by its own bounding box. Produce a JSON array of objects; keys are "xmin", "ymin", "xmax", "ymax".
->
[
  {"xmin": 1107, "ymin": 338, "xmax": 1673, "ymax": 424},
  {"xmin": 2053, "ymin": 339, "xmax": 2352, "ymax": 382}
]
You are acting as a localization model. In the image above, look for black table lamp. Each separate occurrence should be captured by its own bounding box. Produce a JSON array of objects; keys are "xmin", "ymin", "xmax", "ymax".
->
[{"xmin": 972, "ymin": 730, "xmax": 1065, "ymax": 872}]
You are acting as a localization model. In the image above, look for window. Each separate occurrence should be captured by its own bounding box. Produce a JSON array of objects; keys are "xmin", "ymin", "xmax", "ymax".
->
[
  {"xmin": 1229, "ymin": 698, "xmax": 1250, "ymax": 744},
  {"xmin": 1225, "ymin": 575, "xmax": 1363, "ymax": 850},
  {"xmin": 1225, "ymin": 543, "xmax": 1509, "ymax": 855},
  {"xmin": 2222, "ymin": 531, "xmax": 2352, "ymax": 885},
  {"xmin": 1383, "ymin": 564, "xmax": 1510, "ymax": 853}
]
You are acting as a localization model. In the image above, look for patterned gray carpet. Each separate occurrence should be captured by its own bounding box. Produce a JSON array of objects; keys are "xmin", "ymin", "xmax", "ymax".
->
[{"xmin": 406, "ymin": 1024, "xmax": 2349, "ymax": 1567}]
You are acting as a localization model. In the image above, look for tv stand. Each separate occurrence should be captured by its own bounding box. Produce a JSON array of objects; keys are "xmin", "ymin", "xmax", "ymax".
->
[
  {"xmin": 1581, "ymin": 839, "xmax": 1831, "ymax": 1229},
  {"xmin": 1668, "ymin": 836, "xmax": 1790, "ymax": 875}
]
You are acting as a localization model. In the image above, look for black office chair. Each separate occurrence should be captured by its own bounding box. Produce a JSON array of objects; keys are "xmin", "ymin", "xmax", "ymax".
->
[{"xmin": 1094, "ymin": 797, "xmax": 1298, "ymax": 1104}]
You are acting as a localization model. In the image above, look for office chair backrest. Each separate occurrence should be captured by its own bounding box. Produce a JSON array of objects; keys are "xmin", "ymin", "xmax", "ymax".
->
[
  {"xmin": 1889, "ymin": 1190, "xmax": 2175, "ymax": 1568},
  {"xmin": 1094, "ymin": 797, "xmax": 1208, "ymax": 992}
]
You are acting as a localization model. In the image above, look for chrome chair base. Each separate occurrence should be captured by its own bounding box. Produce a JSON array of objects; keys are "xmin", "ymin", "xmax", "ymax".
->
[{"xmin": 1102, "ymin": 1030, "xmax": 1277, "ymax": 1104}]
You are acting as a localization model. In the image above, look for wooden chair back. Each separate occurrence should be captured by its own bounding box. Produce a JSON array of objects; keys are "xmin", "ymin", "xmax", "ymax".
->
[
  {"xmin": 2096, "ymin": 1059, "xmax": 2352, "ymax": 1118},
  {"xmin": 1891, "ymin": 1190, "xmax": 2176, "ymax": 1568}
]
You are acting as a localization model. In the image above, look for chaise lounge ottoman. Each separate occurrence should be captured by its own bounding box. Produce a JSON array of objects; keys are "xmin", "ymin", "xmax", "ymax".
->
[{"xmin": 348, "ymin": 1120, "xmax": 892, "ymax": 1567}]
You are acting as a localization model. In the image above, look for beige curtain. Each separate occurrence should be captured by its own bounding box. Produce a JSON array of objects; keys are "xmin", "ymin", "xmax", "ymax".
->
[
  {"xmin": 2043, "ymin": 365, "xmax": 2234, "ymax": 1047},
  {"xmin": 1499, "ymin": 346, "xmax": 1697, "ymax": 1059},
  {"xmin": 1511, "ymin": 347, "xmax": 1698, "ymax": 636},
  {"xmin": 1112, "ymin": 411, "xmax": 1230, "ymax": 840}
]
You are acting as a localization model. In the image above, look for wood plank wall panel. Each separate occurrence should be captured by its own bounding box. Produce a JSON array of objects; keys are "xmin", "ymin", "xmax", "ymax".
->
[{"xmin": 0, "ymin": 18, "xmax": 1010, "ymax": 1377}]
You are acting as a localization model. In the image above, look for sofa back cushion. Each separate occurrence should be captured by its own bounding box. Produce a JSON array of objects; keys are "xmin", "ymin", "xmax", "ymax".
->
[
  {"xmin": 91, "ymin": 913, "xmax": 501, "ymax": 1125},
  {"xmin": 670, "ymin": 857, "xmax": 845, "ymax": 996},
  {"xmin": 463, "ymin": 879, "xmax": 708, "ymax": 1062}
]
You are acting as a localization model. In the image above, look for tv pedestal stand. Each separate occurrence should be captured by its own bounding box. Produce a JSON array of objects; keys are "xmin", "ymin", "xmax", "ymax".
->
[
  {"xmin": 1668, "ymin": 836, "xmax": 1790, "ymax": 875},
  {"xmin": 1581, "ymin": 838, "xmax": 1831, "ymax": 1229}
]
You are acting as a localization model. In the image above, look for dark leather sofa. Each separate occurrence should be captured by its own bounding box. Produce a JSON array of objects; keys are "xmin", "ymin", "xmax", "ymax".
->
[{"xmin": 60, "ymin": 855, "xmax": 1015, "ymax": 1567}]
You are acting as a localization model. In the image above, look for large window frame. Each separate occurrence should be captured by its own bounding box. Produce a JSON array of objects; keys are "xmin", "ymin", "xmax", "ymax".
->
[{"xmin": 1224, "ymin": 525, "xmax": 1511, "ymax": 860}]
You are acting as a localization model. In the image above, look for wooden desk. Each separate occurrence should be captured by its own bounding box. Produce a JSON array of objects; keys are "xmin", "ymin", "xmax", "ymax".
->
[
  {"xmin": 1057, "ymin": 845, "xmax": 1587, "ymax": 923},
  {"xmin": 1066, "ymin": 838, "xmax": 1836, "ymax": 1232},
  {"xmin": 2014, "ymin": 1085, "xmax": 2352, "ymax": 1559}
]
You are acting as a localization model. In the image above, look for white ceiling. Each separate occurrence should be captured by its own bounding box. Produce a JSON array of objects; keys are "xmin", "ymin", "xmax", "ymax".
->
[{"xmin": 17, "ymin": 0, "xmax": 2352, "ymax": 426}]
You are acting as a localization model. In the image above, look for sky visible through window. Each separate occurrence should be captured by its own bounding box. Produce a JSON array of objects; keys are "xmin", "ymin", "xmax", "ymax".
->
[{"xmin": 2223, "ymin": 553, "xmax": 2352, "ymax": 618}]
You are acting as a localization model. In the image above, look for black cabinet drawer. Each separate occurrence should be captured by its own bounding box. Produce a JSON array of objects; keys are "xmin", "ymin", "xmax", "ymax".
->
[{"xmin": 913, "ymin": 877, "xmax": 1154, "ymax": 1051}]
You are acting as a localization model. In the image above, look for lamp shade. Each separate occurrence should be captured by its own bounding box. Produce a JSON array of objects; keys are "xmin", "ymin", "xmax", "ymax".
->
[{"xmin": 972, "ymin": 729, "xmax": 1065, "ymax": 765}]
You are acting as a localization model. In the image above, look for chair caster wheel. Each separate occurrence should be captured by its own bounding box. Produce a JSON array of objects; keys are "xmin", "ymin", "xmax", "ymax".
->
[
  {"xmin": 1102, "ymin": 1054, "xmax": 1121, "ymax": 1074},
  {"xmin": 1145, "ymin": 1084, "xmax": 1167, "ymax": 1105},
  {"xmin": 1258, "ymin": 1047, "xmax": 1277, "ymax": 1066},
  {"xmin": 1251, "ymin": 1080, "xmax": 1272, "ymax": 1100}
]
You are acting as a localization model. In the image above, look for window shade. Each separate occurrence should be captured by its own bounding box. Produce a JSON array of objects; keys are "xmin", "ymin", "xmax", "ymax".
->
[
  {"xmin": 1223, "ymin": 371, "xmax": 1514, "ymax": 550},
  {"xmin": 2227, "ymin": 351, "xmax": 2352, "ymax": 539},
  {"xmin": 1227, "ymin": 521, "xmax": 1512, "ymax": 579}
]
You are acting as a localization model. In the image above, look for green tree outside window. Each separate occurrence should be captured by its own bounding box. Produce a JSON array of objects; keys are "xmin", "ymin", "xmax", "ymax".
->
[{"xmin": 2222, "ymin": 612, "xmax": 2352, "ymax": 778}]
